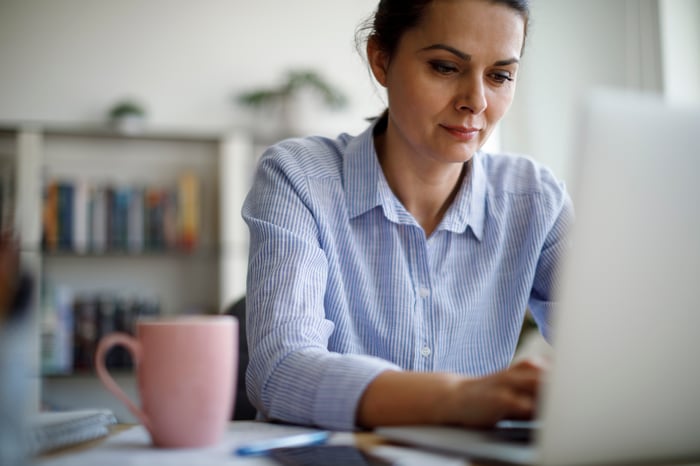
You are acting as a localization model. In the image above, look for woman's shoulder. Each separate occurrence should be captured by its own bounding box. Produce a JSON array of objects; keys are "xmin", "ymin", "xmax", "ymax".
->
[
  {"xmin": 257, "ymin": 132, "xmax": 355, "ymax": 179},
  {"xmin": 476, "ymin": 151, "xmax": 566, "ymax": 199}
]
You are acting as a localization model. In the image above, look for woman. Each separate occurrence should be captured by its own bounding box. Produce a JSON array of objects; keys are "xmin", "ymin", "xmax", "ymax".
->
[{"xmin": 242, "ymin": 0, "xmax": 573, "ymax": 431}]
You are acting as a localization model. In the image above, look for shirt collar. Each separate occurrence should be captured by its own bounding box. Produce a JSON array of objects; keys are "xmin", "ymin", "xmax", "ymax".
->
[
  {"xmin": 344, "ymin": 121, "xmax": 385, "ymax": 219},
  {"xmin": 343, "ymin": 121, "xmax": 487, "ymax": 240},
  {"xmin": 439, "ymin": 153, "xmax": 486, "ymax": 240}
]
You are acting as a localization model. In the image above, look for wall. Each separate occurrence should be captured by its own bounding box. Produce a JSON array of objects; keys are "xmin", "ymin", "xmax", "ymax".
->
[
  {"xmin": 1, "ymin": 0, "xmax": 696, "ymax": 183},
  {"xmin": 501, "ymin": 0, "xmax": 664, "ymax": 185},
  {"xmin": 660, "ymin": 0, "xmax": 700, "ymax": 105},
  {"xmin": 0, "ymin": 0, "xmax": 382, "ymax": 137}
]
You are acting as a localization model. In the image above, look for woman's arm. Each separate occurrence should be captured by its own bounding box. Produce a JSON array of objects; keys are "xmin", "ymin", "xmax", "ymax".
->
[
  {"xmin": 357, "ymin": 359, "xmax": 544, "ymax": 428},
  {"xmin": 243, "ymin": 143, "xmax": 402, "ymax": 430}
]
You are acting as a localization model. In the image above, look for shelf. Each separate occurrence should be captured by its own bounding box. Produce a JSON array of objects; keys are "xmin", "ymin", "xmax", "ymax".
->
[
  {"xmin": 0, "ymin": 121, "xmax": 232, "ymax": 143},
  {"xmin": 43, "ymin": 370, "xmax": 134, "ymax": 379},
  {"xmin": 41, "ymin": 248, "xmax": 221, "ymax": 260},
  {"xmin": 6, "ymin": 123, "xmax": 251, "ymax": 414}
]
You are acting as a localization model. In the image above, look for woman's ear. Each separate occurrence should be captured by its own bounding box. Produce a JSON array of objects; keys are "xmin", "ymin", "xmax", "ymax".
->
[{"xmin": 367, "ymin": 37, "xmax": 389, "ymax": 88}]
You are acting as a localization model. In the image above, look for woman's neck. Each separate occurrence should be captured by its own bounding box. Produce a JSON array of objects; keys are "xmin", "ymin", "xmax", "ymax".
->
[{"xmin": 374, "ymin": 128, "xmax": 468, "ymax": 238}]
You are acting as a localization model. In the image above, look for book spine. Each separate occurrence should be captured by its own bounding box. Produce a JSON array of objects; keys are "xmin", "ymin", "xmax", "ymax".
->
[
  {"xmin": 111, "ymin": 298, "xmax": 133, "ymax": 368},
  {"xmin": 104, "ymin": 186, "xmax": 115, "ymax": 251},
  {"xmin": 145, "ymin": 188, "xmax": 165, "ymax": 251},
  {"xmin": 41, "ymin": 285, "xmax": 73, "ymax": 374},
  {"xmin": 42, "ymin": 181, "xmax": 59, "ymax": 251},
  {"xmin": 90, "ymin": 186, "xmax": 107, "ymax": 253},
  {"xmin": 178, "ymin": 172, "xmax": 200, "ymax": 252},
  {"xmin": 72, "ymin": 296, "xmax": 97, "ymax": 371},
  {"xmin": 73, "ymin": 180, "xmax": 89, "ymax": 254},
  {"xmin": 163, "ymin": 189, "xmax": 179, "ymax": 250},
  {"xmin": 127, "ymin": 186, "xmax": 144, "ymax": 253},
  {"xmin": 57, "ymin": 183, "xmax": 74, "ymax": 251},
  {"xmin": 112, "ymin": 188, "xmax": 130, "ymax": 251},
  {"xmin": 96, "ymin": 295, "xmax": 118, "ymax": 367},
  {"xmin": 0, "ymin": 160, "xmax": 15, "ymax": 231}
]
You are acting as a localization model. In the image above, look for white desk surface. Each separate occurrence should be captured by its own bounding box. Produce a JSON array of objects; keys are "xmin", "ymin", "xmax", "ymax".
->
[{"xmin": 33, "ymin": 421, "xmax": 468, "ymax": 466}]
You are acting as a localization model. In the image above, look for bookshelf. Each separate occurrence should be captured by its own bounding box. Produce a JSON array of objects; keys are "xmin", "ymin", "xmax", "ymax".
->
[
  {"xmin": 3, "ymin": 123, "xmax": 253, "ymax": 419},
  {"xmin": 0, "ymin": 130, "xmax": 17, "ymax": 231}
]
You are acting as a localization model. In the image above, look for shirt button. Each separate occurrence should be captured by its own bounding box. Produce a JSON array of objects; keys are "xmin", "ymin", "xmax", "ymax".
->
[
  {"xmin": 420, "ymin": 346, "xmax": 432, "ymax": 357},
  {"xmin": 418, "ymin": 287, "xmax": 431, "ymax": 298}
]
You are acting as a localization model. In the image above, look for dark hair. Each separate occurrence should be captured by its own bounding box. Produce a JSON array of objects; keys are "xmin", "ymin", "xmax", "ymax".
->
[{"xmin": 357, "ymin": 0, "xmax": 530, "ymax": 59}]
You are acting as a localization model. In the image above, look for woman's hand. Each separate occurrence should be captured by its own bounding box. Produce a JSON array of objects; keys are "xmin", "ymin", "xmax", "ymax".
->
[
  {"xmin": 439, "ymin": 359, "xmax": 546, "ymax": 427},
  {"xmin": 357, "ymin": 358, "xmax": 548, "ymax": 428}
]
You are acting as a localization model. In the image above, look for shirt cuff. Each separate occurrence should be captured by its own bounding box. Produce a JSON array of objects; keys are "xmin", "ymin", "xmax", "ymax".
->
[{"xmin": 312, "ymin": 354, "xmax": 400, "ymax": 430}]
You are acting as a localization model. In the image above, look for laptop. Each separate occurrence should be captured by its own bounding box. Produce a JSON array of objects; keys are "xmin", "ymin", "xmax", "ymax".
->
[{"xmin": 376, "ymin": 89, "xmax": 700, "ymax": 466}]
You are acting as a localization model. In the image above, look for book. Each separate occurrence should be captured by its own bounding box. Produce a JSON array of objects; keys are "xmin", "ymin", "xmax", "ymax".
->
[
  {"xmin": 73, "ymin": 179, "xmax": 90, "ymax": 254},
  {"xmin": 40, "ymin": 284, "xmax": 74, "ymax": 374},
  {"xmin": 111, "ymin": 298, "xmax": 134, "ymax": 367},
  {"xmin": 42, "ymin": 173, "xmax": 200, "ymax": 255},
  {"xmin": 163, "ymin": 189, "xmax": 179, "ymax": 250},
  {"xmin": 177, "ymin": 172, "xmax": 200, "ymax": 252},
  {"xmin": 0, "ymin": 157, "xmax": 15, "ymax": 231},
  {"xmin": 127, "ymin": 186, "xmax": 145, "ymax": 253},
  {"xmin": 145, "ymin": 187, "xmax": 165, "ymax": 250},
  {"xmin": 111, "ymin": 187, "xmax": 130, "ymax": 251},
  {"xmin": 42, "ymin": 181, "xmax": 59, "ymax": 251},
  {"xmin": 57, "ymin": 182, "xmax": 74, "ymax": 251},
  {"xmin": 90, "ymin": 185, "xmax": 107, "ymax": 253},
  {"xmin": 26, "ymin": 409, "xmax": 117, "ymax": 455},
  {"xmin": 72, "ymin": 294, "xmax": 97, "ymax": 370}
]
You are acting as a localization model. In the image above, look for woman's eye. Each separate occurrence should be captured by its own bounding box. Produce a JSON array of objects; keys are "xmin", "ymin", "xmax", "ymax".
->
[
  {"xmin": 490, "ymin": 72, "xmax": 514, "ymax": 84},
  {"xmin": 430, "ymin": 61, "xmax": 459, "ymax": 75}
]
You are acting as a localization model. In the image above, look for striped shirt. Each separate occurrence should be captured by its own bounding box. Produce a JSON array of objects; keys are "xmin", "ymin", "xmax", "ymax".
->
[{"xmin": 242, "ymin": 121, "xmax": 573, "ymax": 430}]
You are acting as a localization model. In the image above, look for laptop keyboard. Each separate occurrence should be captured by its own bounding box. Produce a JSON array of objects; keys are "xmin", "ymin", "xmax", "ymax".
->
[{"xmin": 486, "ymin": 420, "xmax": 539, "ymax": 444}]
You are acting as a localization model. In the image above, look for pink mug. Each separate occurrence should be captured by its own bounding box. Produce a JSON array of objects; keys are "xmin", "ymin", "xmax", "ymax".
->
[{"xmin": 95, "ymin": 315, "xmax": 237, "ymax": 448}]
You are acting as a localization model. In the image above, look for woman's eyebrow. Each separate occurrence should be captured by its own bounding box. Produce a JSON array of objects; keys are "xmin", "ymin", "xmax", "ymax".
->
[
  {"xmin": 420, "ymin": 43, "xmax": 471, "ymax": 61},
  {"xmin": 420, "ymin": 44, "xmax": 520, "ymax": 67},
  {"xmin": 493, "ymin": 57, "xmax": 520, "ymax": 66}
]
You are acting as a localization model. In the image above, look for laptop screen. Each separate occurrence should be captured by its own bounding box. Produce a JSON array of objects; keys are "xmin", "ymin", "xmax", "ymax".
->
[{"xmin": 540, "ymin": 89, "xmax": 700, "ymax": 465}]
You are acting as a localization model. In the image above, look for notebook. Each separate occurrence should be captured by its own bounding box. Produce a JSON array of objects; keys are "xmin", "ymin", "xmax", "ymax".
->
[
  {"xmin": 26, "ymin": 409, "xmax": 117, "ymax": 455},
  {"xmin": 376, "ymin": 89, "xmax": 700, "ymax": 465}
]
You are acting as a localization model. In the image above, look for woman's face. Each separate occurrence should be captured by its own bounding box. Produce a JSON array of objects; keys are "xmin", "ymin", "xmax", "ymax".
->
[{"xmin": 369, "ymin": 0, "xmax": 525, "ymax": 166}]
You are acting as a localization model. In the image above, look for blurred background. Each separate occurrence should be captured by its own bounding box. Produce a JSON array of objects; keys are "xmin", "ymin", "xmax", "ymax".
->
[{"xmin": 0, "ymin": 0, "xmax": 698, "ymax": 424}]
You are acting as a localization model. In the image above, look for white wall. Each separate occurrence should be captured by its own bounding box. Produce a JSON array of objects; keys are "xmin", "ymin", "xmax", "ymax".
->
[
  {"xmin": 2, "ymin": 0, "xmax": 697, "ymax": 184},
  {"xmin": 0, "ymin": 0, "xmax": 382, "ymax": 136},
  {"xmin": 501, "ymin": 0, "xmax": 664, "ymax": 184},
  {"xmin": 660, "ymin": 0, "xmax": 700, "ymax": 105}
]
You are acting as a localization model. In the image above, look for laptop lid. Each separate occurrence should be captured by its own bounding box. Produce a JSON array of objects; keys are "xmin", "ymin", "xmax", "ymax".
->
[
  {"xmin": 539, "ymin": 89, "xmax": 700, "ymax": 465},
  {"xmin": 376, "ymin": 90, "xmax": 700, "ymax": 466}
]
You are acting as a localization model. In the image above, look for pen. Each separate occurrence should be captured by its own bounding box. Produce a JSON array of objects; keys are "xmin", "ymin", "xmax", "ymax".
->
[{"xmin": 234, "ymin": 431, "xmax": 330, "ymax": 456}]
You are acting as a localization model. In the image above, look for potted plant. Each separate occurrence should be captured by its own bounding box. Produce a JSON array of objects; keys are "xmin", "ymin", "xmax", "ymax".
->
[
  {"xmin": 236, "ymin": 69, "xmax": 347, "ymax": 139},
  {"xmin": 108, "ymin": 100, "xmax": 147, "ymax": 134}
]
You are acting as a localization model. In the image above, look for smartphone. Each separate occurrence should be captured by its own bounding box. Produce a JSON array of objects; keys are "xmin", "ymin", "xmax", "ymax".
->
[{"xmin": 269, "ymin": 444, "xmax": 394, "ymax": 466}]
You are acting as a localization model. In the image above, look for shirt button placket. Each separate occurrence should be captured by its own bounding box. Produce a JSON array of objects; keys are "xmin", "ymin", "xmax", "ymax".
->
[{"xmin": 416, "ymin": 284, "xmax": 432, "ymax": 369}]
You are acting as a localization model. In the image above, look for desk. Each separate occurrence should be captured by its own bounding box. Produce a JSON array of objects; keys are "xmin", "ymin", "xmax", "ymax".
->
[
  {"xmin": 33, "ymin": 421, "xmax": 469, "ymax": 466},
  {"xmin": 35, "ymin": 423, "xmax": 700, "ymax": 466}
]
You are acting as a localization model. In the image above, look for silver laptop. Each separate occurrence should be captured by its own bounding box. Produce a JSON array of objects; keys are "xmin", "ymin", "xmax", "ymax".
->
[{"xmin": 376, "ymin": 90, "xmax": 700, "ymax": 466}]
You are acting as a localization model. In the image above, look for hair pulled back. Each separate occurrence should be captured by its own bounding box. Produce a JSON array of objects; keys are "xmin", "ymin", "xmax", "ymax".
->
[{"xmin": 357, "ymin": 0, "xmax": 530, "ymax": 59}]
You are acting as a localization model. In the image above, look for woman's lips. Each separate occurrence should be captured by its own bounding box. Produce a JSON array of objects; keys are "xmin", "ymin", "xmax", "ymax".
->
[{"xmin": 441, "ymin": 124, "xmax": 480, "ymax": 141}]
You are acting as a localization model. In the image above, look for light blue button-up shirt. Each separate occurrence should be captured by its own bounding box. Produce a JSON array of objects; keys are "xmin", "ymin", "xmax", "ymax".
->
[{"xmin": 242, "ymin": 121, "xmax": 573, "ymax": 430}]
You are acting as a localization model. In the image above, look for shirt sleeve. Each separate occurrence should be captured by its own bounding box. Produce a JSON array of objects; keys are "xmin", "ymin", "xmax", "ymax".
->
[
  {"xmin": 241, "ymin": 144, "xmax": 400, "ymax": 430},
  {"xmin": 528, "ymin": 173, "xmax": 575, "ymax": 342}
]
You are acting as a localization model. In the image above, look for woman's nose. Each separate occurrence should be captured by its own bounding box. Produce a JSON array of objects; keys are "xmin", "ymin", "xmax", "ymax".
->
[{"xmin": 454, "ymin": 77, "xmax": 487, "ymax": 115}]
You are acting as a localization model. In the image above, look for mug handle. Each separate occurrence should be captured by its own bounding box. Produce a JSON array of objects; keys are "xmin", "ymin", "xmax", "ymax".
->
[{"xmin": 95, "ymin": 332, "xmax": 152, "ymax": 432}]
